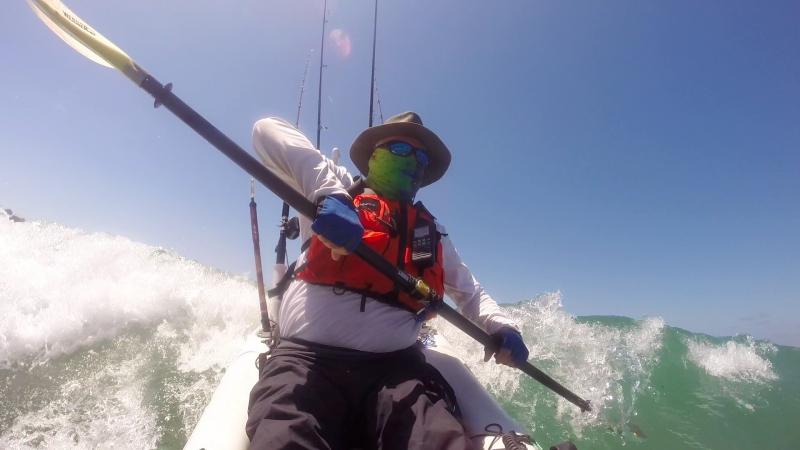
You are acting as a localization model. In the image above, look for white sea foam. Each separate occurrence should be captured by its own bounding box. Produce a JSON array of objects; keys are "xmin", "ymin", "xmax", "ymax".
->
[
  {"xmin": 0, "ymin": 355, "xmax": 159, "ymax": 449},
  {"xmin": 434, "ymin": 291, "xmax": 665, "ymax": 436},
  {"xmin": 686, "ymin": 336, "xmax": 777, "ymax": 383},
  {"xmin": 0, "ymin": 219, "xmax": 258, "ymax": 370},
  {"xmin": 1, "ymin": 218, "xmax": 261, "ymax": 447}
]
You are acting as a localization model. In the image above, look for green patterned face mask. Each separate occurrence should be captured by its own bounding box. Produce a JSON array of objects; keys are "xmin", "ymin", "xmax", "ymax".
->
[{"xmin": 365, "ymin": 148, "xmax": 424, "ymax": 200}]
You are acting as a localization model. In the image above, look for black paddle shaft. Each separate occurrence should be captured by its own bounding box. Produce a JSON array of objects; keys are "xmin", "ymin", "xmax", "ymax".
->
[{"xmin": 138, "ymin": 74, "xmax": 591, "ymax": 412}]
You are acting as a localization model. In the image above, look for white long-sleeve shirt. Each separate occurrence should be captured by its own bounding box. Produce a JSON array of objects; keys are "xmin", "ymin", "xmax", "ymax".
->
[{"xmin": 253, "ymin": 117, "xmax": 518, "ymax": 352}]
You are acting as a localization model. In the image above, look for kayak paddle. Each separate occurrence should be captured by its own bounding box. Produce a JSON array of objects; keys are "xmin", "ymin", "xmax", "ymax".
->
[{"xmin": 27, "ymin": 0, "xmax": 592, "ymax": 413}]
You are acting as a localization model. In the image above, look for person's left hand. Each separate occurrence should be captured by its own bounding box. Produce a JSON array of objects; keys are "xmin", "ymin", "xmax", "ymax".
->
[{"xmin": 485, "ymin": 327, "xmax": 529, "ymax": 367}]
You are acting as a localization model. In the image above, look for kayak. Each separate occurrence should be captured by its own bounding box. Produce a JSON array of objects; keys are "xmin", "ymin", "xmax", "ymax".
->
[{"xmin": 183, "ymin": 324, "xmax": 543, "ymax": 450}]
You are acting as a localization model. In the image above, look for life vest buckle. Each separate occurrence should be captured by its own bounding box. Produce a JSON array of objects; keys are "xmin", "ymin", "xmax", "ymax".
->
[{"xmin": 412, "ymin": 278, "xmax": 432, "ymax": 300}]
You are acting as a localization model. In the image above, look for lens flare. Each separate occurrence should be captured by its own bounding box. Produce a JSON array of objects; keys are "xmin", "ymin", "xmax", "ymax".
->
[{"xmin": 329, "ymin": 28, "xmax": 352, "ymax": 58}]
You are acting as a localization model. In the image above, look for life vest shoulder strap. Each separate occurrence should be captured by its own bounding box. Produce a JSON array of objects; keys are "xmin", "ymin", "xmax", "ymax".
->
[
  {"xmin": 267, "ymin": 261, "xmax": 298, "ymax": 299},
  {"xmin": 266, "ymin": 238, "xmax": 312, "ymax": 298},
  {"xmin": 413, "ymin": 200, "xmax": 436, "ymax": 220}
]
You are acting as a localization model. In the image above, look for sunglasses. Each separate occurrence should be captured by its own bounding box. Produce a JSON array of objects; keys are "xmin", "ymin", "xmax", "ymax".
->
[{"xmin": 376, "ymin": 141, "xmax": 430, "ymax": 167}]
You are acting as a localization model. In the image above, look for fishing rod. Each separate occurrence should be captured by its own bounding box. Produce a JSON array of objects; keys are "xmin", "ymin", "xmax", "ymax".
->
[
  {"xmin": 250, "ymin": 12, "xmax": 319, "ymax": 337},
  {"xmin": 267, "ymin": 9, "xmax": 324, "ymax": 278},
  {"xmin": 375, "ymin": 84, "xmax": 385, "ymax": 124},
  {"xmin": 243, "ymin": 48, "xmax": 312, "ymax": 338},
  {"xmin": 273, "ymin": 50, "xmax": 312, "ymax": 269},
  {"xmin": 264, "ymin": 40, "xmax": 316, "ymax": 331},
  {"xmin": 368, "ymin": 0, "xmax": 378, "ymax": 127},
  {"xmin": 249, "ymin": 180, "xmax": 270, "ymax": 335},
  {"xmin": 27, "ymin": 0, "xmax": 591, "ymax": 412},
  {"xmin": 316, "ymin": 0, "xmax": 328, "ymax": 149},
  {"xmin": 295, "ymin": 50, "xmax": 313, "ymax": 128}
]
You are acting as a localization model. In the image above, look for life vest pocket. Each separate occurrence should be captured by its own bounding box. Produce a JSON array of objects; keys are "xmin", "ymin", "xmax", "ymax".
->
[
  {"xmin": 356, "ymin": 195, "xmax": 396, "ymax": 234},
  {"xmin": 301, "ymin": 230, "xmax": 396, "ymax": 294}
]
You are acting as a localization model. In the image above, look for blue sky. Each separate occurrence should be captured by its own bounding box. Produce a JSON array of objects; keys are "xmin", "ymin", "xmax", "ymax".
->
[{"xmin": 2, "ymin": 0, "xmax": 798, "ymax": 345}]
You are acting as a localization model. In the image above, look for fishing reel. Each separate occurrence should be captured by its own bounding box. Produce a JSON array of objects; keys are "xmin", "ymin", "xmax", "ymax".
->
[{"xmin": 283, "ymin": 216, "xmax": 300, "ymax": 240}]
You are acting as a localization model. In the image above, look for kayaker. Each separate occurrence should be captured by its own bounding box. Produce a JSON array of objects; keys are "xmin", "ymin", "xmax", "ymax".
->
[{"xmin": 246, "ymin": 112, "xmax": 530, "ymax": 450}]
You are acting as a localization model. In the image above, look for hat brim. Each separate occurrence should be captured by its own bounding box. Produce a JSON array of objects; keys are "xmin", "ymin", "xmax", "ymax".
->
[{"xmin": 350, "ymin": 122, "xmax": 451, "ymax": 187}]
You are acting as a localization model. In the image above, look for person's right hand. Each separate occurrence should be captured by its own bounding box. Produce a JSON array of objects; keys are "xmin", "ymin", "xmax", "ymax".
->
[
  {"xmin": 311, "ymin": 194, "xmax": 364, "ymax": 260},
  {"xmin": 486, "ymin": 327, "xmax": 529, "ymax": 367},
  {"xmin": 316, "ymin": 235, "xmax": 351, "ymax": 261}
]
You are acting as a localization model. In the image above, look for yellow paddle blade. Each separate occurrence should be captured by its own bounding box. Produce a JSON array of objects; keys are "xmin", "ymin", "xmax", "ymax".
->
[{"xmin": 28, "ymin": 0, "xmax": 146, "ymax": 85}]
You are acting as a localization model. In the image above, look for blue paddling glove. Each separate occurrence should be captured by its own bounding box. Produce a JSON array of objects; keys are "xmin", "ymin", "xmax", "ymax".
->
[
  {"xmin": 492, "ymin": 327, "xmax": 529, "ymax": 366},
  {"xmin": 311, "ymin": 194, "xmax": 364, "ymax": 252}
]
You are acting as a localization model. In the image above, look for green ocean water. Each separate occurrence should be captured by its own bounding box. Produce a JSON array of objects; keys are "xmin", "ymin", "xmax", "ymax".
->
[
  {"xmin": 501, "ymin": 317, "xmax": 800, "ymax": 449},
  {"xmin": 435, "ymin": 305, "xmax": 800, "ymax": 450},
  {"xmin": 2, "ymin": 219, "xmax": 799, "ymax": 449}
]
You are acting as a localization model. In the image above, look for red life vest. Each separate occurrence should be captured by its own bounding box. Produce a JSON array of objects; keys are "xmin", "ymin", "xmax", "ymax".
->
[{"xmin": 295, "ymin": 193, "xmax": 444, "ymax": 315}]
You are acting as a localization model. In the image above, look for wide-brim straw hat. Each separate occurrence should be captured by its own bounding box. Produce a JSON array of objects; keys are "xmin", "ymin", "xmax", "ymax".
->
[{"xmin": 350, "ymin": 112, "xmax": 451, "ymax": 187}]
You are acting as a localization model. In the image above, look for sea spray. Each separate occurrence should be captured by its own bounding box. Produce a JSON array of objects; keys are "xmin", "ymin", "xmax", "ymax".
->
[
  {"xmin": 684, "ymin": 335, "xmax": 779, "ymax": 415},
  {"xmin": 436, "ymin": 302, "xmax": 799, "ymax": 449},
  {"xmin": 1, "ymin": 346, "xmax": 159, "ymax": 449},
  {"xmin": 686, "ymin": 336, "xmax": 777, "ymax": 383},
  {"xmin": 1, "ymin": 218, "xmax": 258, "ymax": 447},
  {"xmin": 2, "ymin": 218, "xmax": 799, "ymax": 449},
  {"xmin": 431, "ymin": 293, "xmax": 665, "ymax": 444}
]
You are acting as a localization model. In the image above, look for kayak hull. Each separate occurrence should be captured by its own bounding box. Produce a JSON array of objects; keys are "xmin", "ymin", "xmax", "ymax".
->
[{"xmin": 184, "ymin": 333, "xmax": 262, "ymax": 450}]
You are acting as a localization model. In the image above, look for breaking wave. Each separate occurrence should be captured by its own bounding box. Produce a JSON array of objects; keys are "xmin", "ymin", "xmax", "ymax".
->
[
  {"xmin": 0, "ymin": 218, "xmax": 257, "ymax": 448},
  {"xmin": 686, "ymin": 337, "xmax": 777, "ymax": 383},
  {"xmin": 2, "ymin": 217, "xmax": 798, "ymax": 449}
]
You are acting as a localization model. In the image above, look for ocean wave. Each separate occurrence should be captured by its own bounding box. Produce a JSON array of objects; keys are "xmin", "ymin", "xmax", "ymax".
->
[
  {"xmin": 0, "ymin": 219, "xmax": 257, "ymax": 371},
  {"xmin": 435, "ymin": 292, "xmax": 665, "ymax": 437},
  {"xmin": 0, "ymin": 353, "xmax": 159, "ymax": 449},
  {"xmin": 1, "ymin": 218, "xmax": 261, "ymax": 448},
  {"xmin": 686, "ymin": 336, "xmax": 778, "ymax": 383}
]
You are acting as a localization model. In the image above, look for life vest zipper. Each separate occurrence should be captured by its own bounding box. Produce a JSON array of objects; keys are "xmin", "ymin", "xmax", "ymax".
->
[{"xmin": 396, "ymin": 202, "xmax": 408, "ymax": 270}]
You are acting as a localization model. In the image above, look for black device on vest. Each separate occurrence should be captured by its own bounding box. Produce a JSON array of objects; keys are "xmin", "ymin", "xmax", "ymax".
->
[{"xmin": 411, "ymin": 215, "xmax": 436, "ymax": 268}]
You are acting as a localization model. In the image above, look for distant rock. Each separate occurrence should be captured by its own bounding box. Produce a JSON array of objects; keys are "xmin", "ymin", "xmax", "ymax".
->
[{"xmin": 1, "ymin": 207, "xmax": 25, "ymax": 222}]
